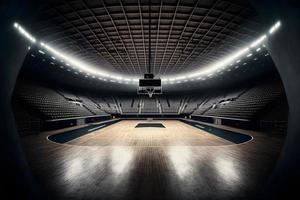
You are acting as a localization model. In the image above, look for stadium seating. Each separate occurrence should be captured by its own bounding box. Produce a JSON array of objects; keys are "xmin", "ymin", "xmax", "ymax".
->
[
  {"xmin": 181, "ymin": 97, "xmax": 203, "ymax": 114},
  {"xmin": 77, "ymin": 95, "xmax": 107, "ymax": 115},
  {"xmin": 192, "ymin": 96, "xmax": 224, "ymax": 115},
  {"xmin": 13, "ymin": 80, "xmax": 284, "ymax": 122},
  {"xmin": 160, "ymin": 97, "xmax": 181, "ymax": 114},
  {"xmin": 57, "ymin": 90, "xmax": 80, "ymax": 101},
  {"xmin": 13, "ymin": 82, "xmax": 107, "ymax": 120},
  {"xmin": 141, "ymin": 97, "xmax": 159, "ymax": 113},
  {"xmin": 118, "ymin": 97, "xmax": 140, "ymax": 114},
  {"xmin": 88, "ymin": 96, "xmax": 118, "ymax": 114},
  {"xmin": 194, "ymin": 82, "xmax": 284, "ymax": 120}
]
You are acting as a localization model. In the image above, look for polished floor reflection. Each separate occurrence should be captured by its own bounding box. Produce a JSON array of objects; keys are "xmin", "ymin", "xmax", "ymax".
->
[
  {"xmin": 22, "ymin": 120, "xmax": 284, "ymax": 199},
  {"xmin": 66, "ymin": 120, "xmax": 233, "ymax": 146}
]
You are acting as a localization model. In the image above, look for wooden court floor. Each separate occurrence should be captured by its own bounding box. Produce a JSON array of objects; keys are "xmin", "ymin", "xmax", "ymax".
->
[
  {"xmin": 67, "ymin": 120, "xmax": 232, "ymax": 146},
  {"xmin": 21, "ymin": 120, "xmax": 285, "ymax": 200}
]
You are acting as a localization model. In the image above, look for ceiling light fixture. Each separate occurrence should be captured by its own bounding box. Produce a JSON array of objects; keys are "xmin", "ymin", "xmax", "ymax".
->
[
  {"xmin": 13, "ymin": 22, "xmax": 36, "ymax": 43},
  {"xmin": 250, "ymin": 35, "xmax": 267, "ymax": 48},
  {"xmin": 269, "ymin": 21, "xmax": 281, "ymax": 34}
]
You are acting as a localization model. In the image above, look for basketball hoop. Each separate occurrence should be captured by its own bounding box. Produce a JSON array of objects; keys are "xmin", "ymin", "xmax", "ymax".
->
[
  {"xmin": 146, "ymin": 87, "xmax": 154, "ymax": 98},
  {"xmin": 138, "ymin": 6, "xmax": 162, "ymax": 99},
  {"xmin": 137, "ymin": 86, "xmax": 162, "ymax": 98}
]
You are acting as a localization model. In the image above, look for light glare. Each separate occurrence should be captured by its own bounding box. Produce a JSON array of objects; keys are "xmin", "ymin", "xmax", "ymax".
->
[
  {"xmin": 14, "ymin": 23, "xmax": 36, "ymax": 43},
  {"xmin": 13, "ymin": 20, "xmax": 281, "ymax": 85},
  {"xmin": 269, "ymin": 21, "xmax": 281, "ymax": 34},
  {"xmin": 250, "ymin": 35, "xmax": 267, "ymax": 48}
]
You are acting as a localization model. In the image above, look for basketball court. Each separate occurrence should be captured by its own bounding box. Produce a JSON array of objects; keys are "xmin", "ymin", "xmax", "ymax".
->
[
  {"xmin": 21, "ymin": 119, "xmax": 284, "ymax": 200},
  {"xmin": 2, "ymin": 0, "xmax": 296, "ymax": 199},
  {"xmin": 60, "ymin": 120, "xmax": 234, "ymax": 146}
]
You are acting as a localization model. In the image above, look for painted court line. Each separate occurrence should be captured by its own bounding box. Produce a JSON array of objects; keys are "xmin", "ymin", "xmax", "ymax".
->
[
  {"xmin": 195, "ymin": 124, "xmax": 205, "ymax": 129},
  {"xmin": 88, "ymin": 125, "xmax": 106, "ymax": 132}
]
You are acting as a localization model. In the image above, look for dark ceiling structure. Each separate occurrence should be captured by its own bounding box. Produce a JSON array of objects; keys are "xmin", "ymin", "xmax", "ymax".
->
[
  {"xmin": 19, "ymin": 45, "xmax": 276, "ymax": 94},
  {"xmin": 30, "ymin": 0, "xmax": 265, "ymax": 77}
]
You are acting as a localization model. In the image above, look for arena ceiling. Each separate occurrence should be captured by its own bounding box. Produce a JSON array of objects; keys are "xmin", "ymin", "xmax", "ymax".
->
[{"xmin": 29, "ymin": 0, "xmax": 265, "ymax": 78}]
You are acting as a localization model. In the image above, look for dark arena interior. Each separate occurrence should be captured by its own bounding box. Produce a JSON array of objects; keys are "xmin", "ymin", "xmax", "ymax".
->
[{"xmin": 1, "ymin": 0, "xmax": 300, "ymax": 199}]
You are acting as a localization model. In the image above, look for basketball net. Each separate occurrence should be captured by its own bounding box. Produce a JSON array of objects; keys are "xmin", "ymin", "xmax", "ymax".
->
[{"xmin": 146, "ymin": 87, "xmax": 155, "ymax": 98}]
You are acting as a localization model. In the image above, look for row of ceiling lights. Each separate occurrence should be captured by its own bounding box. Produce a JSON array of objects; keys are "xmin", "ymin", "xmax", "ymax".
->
[
  {"xmin": 165, "ymin": 48, "xmax": 270, "ymax": 84},
  {"xmin": 163, "ymin": 21, "xmax": 280, "ymax": 83},
  {"xmin": 13, "ymin": 20, "xmax": 280, "ymax": 85},
  {"xmin": 32, "ymin": 51, "xmax": 134, "ymax": 84},
  {"xmin": 33, "ymin": 45, "xmax": 268, "ymax": 85}
]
